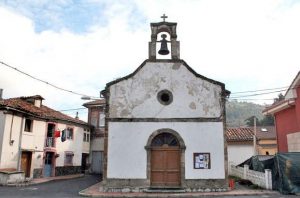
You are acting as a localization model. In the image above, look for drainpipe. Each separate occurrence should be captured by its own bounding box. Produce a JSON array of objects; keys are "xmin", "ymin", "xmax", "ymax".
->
[
  {"xmin": 17, "ymin": 117, "xmax": 25, "ymax": 171},
  {"xmin": 9, "ymin": 114, "xmax": 15, "ymax": 145}
]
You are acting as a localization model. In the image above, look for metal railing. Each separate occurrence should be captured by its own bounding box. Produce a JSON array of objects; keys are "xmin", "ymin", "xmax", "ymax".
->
[{"xmin": 45, "ymin": 137, "xmax": 54, "ymax": 147}]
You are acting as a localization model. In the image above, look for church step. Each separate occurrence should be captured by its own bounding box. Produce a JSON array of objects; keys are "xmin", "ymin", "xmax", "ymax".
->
[{"xmin": 144, "ymin": 188, "xmax": 186, "ymax": 193}]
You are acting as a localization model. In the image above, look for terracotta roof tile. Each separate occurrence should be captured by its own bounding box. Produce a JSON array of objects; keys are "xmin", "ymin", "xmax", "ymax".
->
[
  {"xmin": 226, "ymin": 128, "xmax": 254, "ymax": 142},
  {"xmin": 0, "ymin": 96, "xmax": 88, "ymax": 126},
  {"xmin": 226, "ymin": 126, "xmax": 276, "ymax": 142}
]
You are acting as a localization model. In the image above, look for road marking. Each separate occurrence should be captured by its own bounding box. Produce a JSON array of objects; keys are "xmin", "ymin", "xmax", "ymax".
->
[{"xmin": 20, "ymin": 187, "xmax": 38, "ymax": 191}]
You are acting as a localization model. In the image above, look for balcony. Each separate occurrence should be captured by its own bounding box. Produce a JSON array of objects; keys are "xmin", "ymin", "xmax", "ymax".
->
[{"xmin": 45, "ymin": 137, "xmax": 55, "ymax": 147}]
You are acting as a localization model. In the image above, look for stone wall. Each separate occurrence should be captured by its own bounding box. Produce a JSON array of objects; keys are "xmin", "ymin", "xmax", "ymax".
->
[
  {"xmin": 33, "ymin": 168, "xmax": 43, "ymax": 178},
  {"xmin": 55, "ymin": 166, "xmax": 81, "ymax": 176}
]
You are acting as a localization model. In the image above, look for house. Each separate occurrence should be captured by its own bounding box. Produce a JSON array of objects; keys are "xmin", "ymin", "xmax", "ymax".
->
[
  {"xmin": 100, "ymin": 18, "xmax": 230, "ymax": 192},
  {"xmin": 226, "ymin": 128, "xmax": 254, "ymax": 166},
  {"xmin": 263, "ymin": 71, "xmax": 300, "ymax": 152},
  {"xmin": 226, "ymin": 126, "xmax": 277, "ymax": 166},
  {"xmin": 83, "ymin": 99, "xmax": 106, "ymax": 174},
  {"xmin": 0, "ymin": 95, "xmax": 90, "ymax": 178},
  {"xmin": 256, "ymin": 126, "xmax": 277, "ymax": 155}
]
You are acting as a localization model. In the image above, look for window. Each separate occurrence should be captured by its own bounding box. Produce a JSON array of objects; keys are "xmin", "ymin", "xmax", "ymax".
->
[
  {"xmin": 157, "ymin": 90, "xmax": 173, "ymax": 105},
  {"xmin": 64, "ymin": 151, "xmax": 74, "ymax": 165},
  {"xmin": 83, "ymin": 133, "xmax": 87, "ymax": 142},
  {"xmin": 83, "ymin": 133, "xmax": 90, "ymax": 142},
  {"xmin": 99, "ymin": 112, "xmax": 105, "ymax": 127},
  {"xmin": 24, "ymin": 118, "xmax": 33, "ymax": 132},
  {"xmin": 151, "ymin": 133, "xmax": 179, "ymax": 147},
  {"xmin": 66, "ymin": 127, "xmax": 74, "ymax": 140}
]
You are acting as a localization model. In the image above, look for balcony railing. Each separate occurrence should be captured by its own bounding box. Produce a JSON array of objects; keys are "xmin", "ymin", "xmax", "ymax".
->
[{"xmin": 45, "ymin": 137, "xmax": 54, "ymax": 147}]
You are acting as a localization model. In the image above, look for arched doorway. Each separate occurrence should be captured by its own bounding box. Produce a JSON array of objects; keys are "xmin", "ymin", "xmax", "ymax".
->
[{"xmin": 149, "ymin": 132, "xmax": 182, "ymax": 187}]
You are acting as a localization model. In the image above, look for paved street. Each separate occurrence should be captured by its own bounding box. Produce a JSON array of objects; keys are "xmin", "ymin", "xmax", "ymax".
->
[
  {"xmin": 0, "ymin": 174, "xmax": 101, "ymax": 198},
  {"xmin": 211, "ymin": 196, "xmax": 296, "ymax": 198},
  {"xmin": 0, "ymin": 175, "xmax": 298, "ymax": 198}
]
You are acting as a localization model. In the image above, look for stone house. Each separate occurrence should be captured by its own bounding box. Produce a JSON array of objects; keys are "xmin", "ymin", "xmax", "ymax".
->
[
  {"xmin": 0, "ymin": 95, "xmax": 90, "ymax": 178},
  {"xmin": 100, "ymin": 18, "xmax": 230, "ymax": 192}
]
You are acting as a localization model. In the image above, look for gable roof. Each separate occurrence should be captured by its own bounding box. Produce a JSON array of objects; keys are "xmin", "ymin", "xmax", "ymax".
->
[
  {"xmin": 285, "ymin": 71, "xmax": 300, "ymax": 99},
  {"xmin": 226, "ymin": 126, "xmax": 276, "ymax": 142},
  {"xmin": 263, "ymin": 71, "xmax": 299, "ymax": 115},
  {"xmin": 104, "ymin": 59, "xmax": 230, "ymax": 97},
  {"xmin": 0, "ymin": 96, "xmax": 88, "ymax": 126}
]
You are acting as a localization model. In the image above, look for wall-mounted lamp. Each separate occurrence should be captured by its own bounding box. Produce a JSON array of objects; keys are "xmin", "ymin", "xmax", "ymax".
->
[
  {"xmin": 9, "ymin": 140, "xmax": 14, "ymax": 145},
  {"xmin": 37, "ymin": 154, "xmax": 41, "ymax": 159}
]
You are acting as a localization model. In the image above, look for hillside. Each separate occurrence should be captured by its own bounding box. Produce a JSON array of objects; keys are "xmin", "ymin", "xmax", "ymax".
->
[{"xmin": 226, "ymin": 100, "xmax": 266, "ymax": 127}]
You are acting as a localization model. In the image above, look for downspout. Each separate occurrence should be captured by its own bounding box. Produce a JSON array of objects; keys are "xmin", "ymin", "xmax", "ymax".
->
[
  {"xmin": 9, "ymin": 114, "xmax": 14, "ymax": 145},
  {"xmin": 17, "ymin": 117, "xmax": 25, "ymax": 171}
]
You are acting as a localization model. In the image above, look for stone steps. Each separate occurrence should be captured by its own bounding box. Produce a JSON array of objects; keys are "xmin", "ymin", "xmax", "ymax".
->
[{"xmin": 144, "ymin": 188, "xmax": 186, "ymax": 193}]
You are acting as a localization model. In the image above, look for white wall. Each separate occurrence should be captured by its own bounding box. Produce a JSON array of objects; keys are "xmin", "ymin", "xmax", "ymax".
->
[
  {"xmin": 287, "ymin": 132, "xmax": 300, "ymax": 152},
  {"xmin": 55, "ymin": 124, "xmax": 88, "ymax": 167},
  {"xmin": 109, "ymin": 62, "xmax": 222, "ymax": 118},
  {"xmin": 22, "ymin": 120, "xmax": 46, "ymax": 152},
  {"xmin": 227, "ymin": 144, "xmax": 253, "ymax": 166},
  {"xmin": 0, "ymin": 114, "xmax": 22, "ymax": 169},
  {"xmin": 107, "ymin": 122, "xmax": 225, "ymax": 179},
  {"xmin": 0, "ymin": 112, "xmax": 5, "ymax": 166}
]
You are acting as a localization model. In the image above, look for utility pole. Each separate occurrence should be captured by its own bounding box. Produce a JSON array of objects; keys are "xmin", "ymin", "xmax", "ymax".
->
[{"xmin": 253, "ymin": 116, "xmax": 257, "ymax": 156}]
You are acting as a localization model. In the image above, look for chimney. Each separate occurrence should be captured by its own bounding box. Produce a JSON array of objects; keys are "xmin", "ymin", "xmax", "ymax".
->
[
  {"xmin": 75, "ymin": 112, "xmax": 79, "ymax": 119},
  {"xmin": 0, "ymin": 89, "xmax": 3, "ymax": 100}
]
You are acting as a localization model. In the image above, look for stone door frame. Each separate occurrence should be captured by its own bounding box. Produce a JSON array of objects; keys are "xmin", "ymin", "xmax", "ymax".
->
[{"xmin": 145, "ymin": 128, "xmax": 186, "ymax": 188}]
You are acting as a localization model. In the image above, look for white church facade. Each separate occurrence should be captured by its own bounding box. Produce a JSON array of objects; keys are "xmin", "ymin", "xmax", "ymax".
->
[{"xmin": 101, "ymin": 17, "xmax": 230, "ymax": 192}]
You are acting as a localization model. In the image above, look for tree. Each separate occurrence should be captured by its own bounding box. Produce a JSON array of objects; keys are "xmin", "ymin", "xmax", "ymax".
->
[
  {"xmin": 273, "ymin": 93, "xmax": 284, "ymax": 104},
  {"xmin": 245, "ymin": 115, "xmax": 274, "ymax": 127},
  {"xmin": 260, "ymin": 115, "xmax": 274, "ymax": 126},
  {"xmin": 245, "ymin": 116, "xmax": 260, "ymax": 127}
]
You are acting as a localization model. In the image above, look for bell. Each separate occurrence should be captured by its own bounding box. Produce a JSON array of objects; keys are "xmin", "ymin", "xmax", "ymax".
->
[{"xmin": 158, "ymin": 34, "xmax": 170, "ymax": 55}]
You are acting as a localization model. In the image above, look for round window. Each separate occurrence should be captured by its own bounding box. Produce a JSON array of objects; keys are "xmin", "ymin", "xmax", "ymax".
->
[{"xmin": 157, "ymin": 90, "xmax": 173, "ymax": 105}]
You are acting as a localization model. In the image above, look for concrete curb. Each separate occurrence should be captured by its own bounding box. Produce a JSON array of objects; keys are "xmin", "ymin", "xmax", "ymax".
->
[{"xmin": 4, "ymin": 174, "xmax": 85, "ymax": 187}]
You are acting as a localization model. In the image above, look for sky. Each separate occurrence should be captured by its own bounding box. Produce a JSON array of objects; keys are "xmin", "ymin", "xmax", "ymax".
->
[{"xmin": 0, "ymin": 0, "xmax": 300, "ymax": 121}]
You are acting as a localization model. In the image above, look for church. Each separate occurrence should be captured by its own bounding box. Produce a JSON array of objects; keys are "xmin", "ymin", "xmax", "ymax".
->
[{"xmin": 100, "ymin": 16, "xmax": 230, "ymax": 192}]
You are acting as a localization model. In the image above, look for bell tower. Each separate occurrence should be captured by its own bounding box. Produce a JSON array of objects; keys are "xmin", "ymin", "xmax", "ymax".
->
[{"xmin": 149, "ymin": 14, "xmax": 180, "ymax": 60}]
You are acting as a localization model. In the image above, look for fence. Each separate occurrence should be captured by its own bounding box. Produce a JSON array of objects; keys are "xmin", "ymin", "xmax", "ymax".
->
[{"xmin": 230, "ymin": 164, "xmax": 272, "ymax": 190}]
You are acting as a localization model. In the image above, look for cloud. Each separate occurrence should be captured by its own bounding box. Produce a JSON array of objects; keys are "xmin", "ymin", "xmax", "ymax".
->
[{"xmin": 0, "ymin": 0, "xmax": 300, "ymax": 121}]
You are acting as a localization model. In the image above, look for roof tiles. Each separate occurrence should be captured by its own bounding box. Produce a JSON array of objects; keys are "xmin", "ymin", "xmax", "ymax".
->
[{"xmin": 0, "ymin": 96, "xmax": 88, "ymax": 126}]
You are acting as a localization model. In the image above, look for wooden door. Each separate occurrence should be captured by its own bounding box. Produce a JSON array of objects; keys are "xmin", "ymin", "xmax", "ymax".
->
[
  {"xmin": 21, "ymin": 151, "xmax": 32, "ymax": 177},
  {"xmin": 151, "ymin": 147, "xmax": 180, "ymax": 187}
]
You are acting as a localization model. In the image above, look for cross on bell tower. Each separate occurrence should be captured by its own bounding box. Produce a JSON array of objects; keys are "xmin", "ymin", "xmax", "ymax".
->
[
  {"xmin": 148, "ymin": 15, "xmax": 180, "ymax": 60},
  {"xmin": 161, "ymin": 14, "xmax": 168, "ymax": 22}
]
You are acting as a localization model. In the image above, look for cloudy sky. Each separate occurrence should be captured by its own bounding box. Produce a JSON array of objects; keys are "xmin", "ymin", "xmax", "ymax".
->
[{"xmin": 0, "ymin": 0, "xmax": 300, "ymax": 120}]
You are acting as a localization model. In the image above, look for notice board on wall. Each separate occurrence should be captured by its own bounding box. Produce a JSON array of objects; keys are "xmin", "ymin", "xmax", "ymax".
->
[{"xmin": 193, "ymin": 153, "xmax": 210, "ymax": 169}]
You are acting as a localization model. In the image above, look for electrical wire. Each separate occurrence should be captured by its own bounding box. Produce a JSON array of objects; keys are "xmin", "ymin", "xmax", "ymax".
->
[
  {"xmin": 0, "ymin": 60, "xmax": 99, "ymax": 98},
  {"xmin": 59, "ymin": 107, "xmax": 87, "ymax": 112},
  {"xmin": 0, "ymin": 60, "xmax": 294, "ymax": 101},
  {"xmin": 229, "ymin": 89, "xmax": 287, "ymax": 99},
  {"xmin": 230, "ymin": 86, "xmax": 289, "ymax": 95}
]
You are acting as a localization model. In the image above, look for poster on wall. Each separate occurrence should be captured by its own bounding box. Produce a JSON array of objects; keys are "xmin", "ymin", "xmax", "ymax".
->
[{"xmin": 193, "ymin": 153, "xmax": 210, "ymax": 169}]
